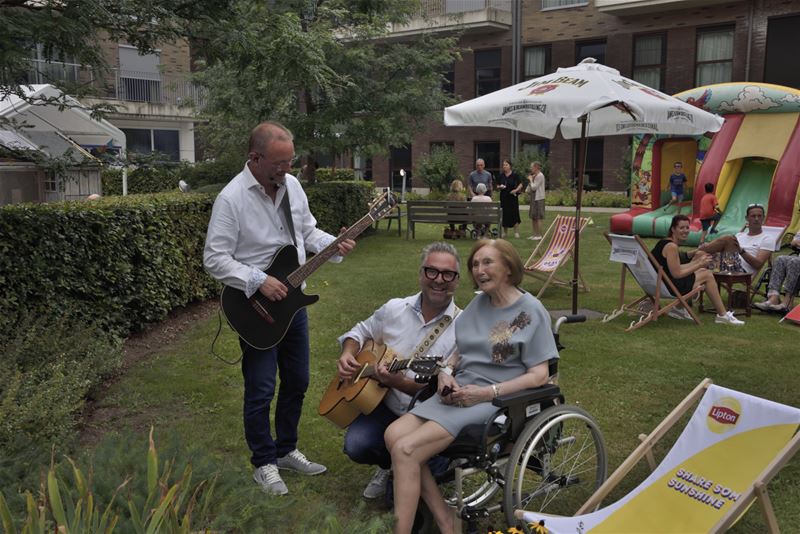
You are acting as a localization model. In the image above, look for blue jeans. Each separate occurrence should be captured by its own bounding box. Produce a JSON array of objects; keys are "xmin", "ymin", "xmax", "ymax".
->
[
  {"xmin": 240, "ymin": 309, "xmax": 309, "ymax": 468},
  {"xmin": 344, "ymin": 402, "xmax": 397, "ymax": 469}
]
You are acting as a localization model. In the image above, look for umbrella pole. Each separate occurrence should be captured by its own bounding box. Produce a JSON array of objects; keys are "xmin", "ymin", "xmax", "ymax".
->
[{"xmin": 573, "ymin": 115, "xmax": 588, "ymax": 315}]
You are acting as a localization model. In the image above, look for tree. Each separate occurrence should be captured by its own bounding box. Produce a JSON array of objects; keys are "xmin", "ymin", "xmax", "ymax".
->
[
  {"xmin": 193, "ymin": 0, "xmax": 461, "ymax": 161},
  {"xmin": 0, "ymin": 0, "xmax": 229, "ymax": 113}
]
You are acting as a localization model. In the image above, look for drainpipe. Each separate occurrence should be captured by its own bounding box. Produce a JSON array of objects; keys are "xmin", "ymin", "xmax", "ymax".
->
[
  {"xmin": 744, "ymin": 0, "xmax": 754, "ymax": 81},
  {"xmin": 510, "ymin": 0, "xmax": 521, "ymax": 158}
]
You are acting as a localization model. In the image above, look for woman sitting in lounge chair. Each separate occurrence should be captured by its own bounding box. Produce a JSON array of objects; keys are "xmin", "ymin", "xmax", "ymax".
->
[{"xmin": 651, "ymin": 215, "xmax": 744, "ymax": 326}]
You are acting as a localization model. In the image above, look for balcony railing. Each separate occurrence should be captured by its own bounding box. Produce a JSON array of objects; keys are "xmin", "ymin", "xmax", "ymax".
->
[
  {"xmin": 26, "ymin": 60, "xmax": 206, "ymax": 109},
  {"xmin": 418, "ymin": 0, "xmax": 511, "ymax": 17}
]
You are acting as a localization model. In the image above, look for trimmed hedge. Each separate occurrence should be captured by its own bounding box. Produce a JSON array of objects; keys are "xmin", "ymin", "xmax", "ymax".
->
[
  {"xmin": 545, "ymin": 188, "xmax": 629, "ymax": 208},
  {"xmin": 0, "ymin": 193, "xmax": 217, "ymax": 337},
  {"xmin": 102, "ymin": 165, "xmax": 187, "ymax": 195},
  {"xmin": 305, "ymin": 181, "xmax": 377, "ymax": 235}
]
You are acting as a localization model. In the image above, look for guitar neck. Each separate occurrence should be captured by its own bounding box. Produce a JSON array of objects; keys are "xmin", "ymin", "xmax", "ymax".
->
[
  {"xmin": 359, "ymin": 358, "xmax": 412, "ymax": 379},
  {"xmin": 286, "ymin": 212, "xmax": 376, "ymax": 288}
]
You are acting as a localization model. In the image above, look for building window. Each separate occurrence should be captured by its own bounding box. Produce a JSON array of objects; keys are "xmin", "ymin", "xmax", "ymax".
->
[
  {"xmin": 430, "ymin": 141, "xmax": 454, "ymax": 152},
  {"xmin": 576, "ymin": 39, "xmax": 606, "ymax": 65},
  {"xmin": 633, "ymin": 34, "xmax": 665, "ymax": 91},
  {"xmin": 474, "ymin": 142, "xmax": 501, "ymax": 180},
  {"xmin": 442, "ymin": 62, "xmax": 455, "ymax": 95},
  {"xmin": 118, "ymin": 45, "xmax": 162, "ymax": 103},
  {"xmin": 523, "ymin": 46, "xmax": 551, "ymax": 80},
  {"xmin": 121, "ymin": 128, "xmax": 180, "ymax": 161},
  {"xmin": 696, "ymin": 26, "xmax": 734, "ymax": 86},
  {"xmin": 28, "ymin": 44, "xmax": 79, "ymax": 85},
  {"xmin": 573, "ymin": 139, "xmax": 604, "ymax": 191},
  {"xmin": 390, "ymin": 146, "xmax": 412, "ymax": 191},
  {"xmin": 475, "ymin": 49, "xmax": 501, "ymax": 97},
  {"xmin": 542, "ymin": 0, "xmax": 588, "ymax": 10},
  {"xmin": 765, "ymin": 15, "xmax": 800, "ymax": 89}
]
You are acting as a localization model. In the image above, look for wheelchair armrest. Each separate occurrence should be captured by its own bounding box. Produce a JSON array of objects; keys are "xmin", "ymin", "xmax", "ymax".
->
[
  {"xmin": 492, "ymin": 384, "xmax": 562, "ymax": 441},
  {"xmin": 492, "ymin": 383, "xmax": 561, "ymax": 409},
  {"xmin": 407, "ymin": 375, "xmax": 438, "ymax": 410}
]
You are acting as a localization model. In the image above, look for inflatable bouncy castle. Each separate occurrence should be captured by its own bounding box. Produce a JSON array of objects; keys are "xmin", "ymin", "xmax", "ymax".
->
[{"xmin": 610, "ymin": 82, "xmax": 800, "ymax": 246}]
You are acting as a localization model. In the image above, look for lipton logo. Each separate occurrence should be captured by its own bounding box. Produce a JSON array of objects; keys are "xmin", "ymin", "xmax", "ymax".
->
[
  {"xmin": 709, "ymin": 406, "xmax": 739, "ymax": 425},
  {"xmin": 706, "ymin": 396, "xmax": 742, "ymax": 434}
]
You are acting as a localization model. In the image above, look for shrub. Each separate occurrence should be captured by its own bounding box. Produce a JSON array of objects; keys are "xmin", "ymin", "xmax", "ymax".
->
[
  {"xmin": 544, "ymin": 188, "xmax": 628, "ymax": 208},
  {"xmin": 315, "ymin": 168, "xmax": 358, "ymax": 182},
  {"xmin": 514, "ymin": 146, "xmax": 551, "ymax": 187},
  {"xmin": 415, "ymin": 146, "xmax": 462, "ymax": 193},
  {"xmin": 102, "ymin": 164, "xmax": 186, "ymax": 195},
  {"xmin": 0, "ymin": 193, "xmax": 217, "ymax": 338},
  {"xmin": 0, "ymin": 310, "xmax": 122, "ymax": 493},
  {"xmin": 304, "ymin": 181, "xmax": 377, "ymax": 235},
  {"xmin": 178, "ymin": 156, "xmax": 242, "ymax": 189}
]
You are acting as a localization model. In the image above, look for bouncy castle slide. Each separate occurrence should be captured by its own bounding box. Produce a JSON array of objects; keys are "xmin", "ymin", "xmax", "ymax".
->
[{"xmin": 611, "ymin": 83, "xmax": 800, "ymax": 246}]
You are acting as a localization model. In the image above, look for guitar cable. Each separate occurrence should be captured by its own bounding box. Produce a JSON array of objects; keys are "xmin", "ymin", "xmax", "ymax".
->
[{"xmin": 210, "ymin": 309, "xmax": 244, "ymax": 365}]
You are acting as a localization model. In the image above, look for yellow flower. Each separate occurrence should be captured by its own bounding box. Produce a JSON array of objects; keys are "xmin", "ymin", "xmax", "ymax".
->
[{"xmin": 529, "ymin": 519, "xmax": 549, "ymax": 534}]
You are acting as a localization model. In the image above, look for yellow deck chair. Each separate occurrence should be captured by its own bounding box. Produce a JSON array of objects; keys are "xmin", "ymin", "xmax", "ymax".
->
[
  {"xmin": 524, "ymin": 215, "xmax": 591, "ymax": 298},
  {"xmin": 602, "ymin": 232, "xmax": 702, "ymax": 331},
  {"xmin": 516, "ymin": 378, "xmax": 800, "ymax": 533}
]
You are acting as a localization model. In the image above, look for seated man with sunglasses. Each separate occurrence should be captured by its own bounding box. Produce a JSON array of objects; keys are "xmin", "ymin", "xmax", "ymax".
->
[
  {"xmin": 336, "ymin": 242, "xmax": 461, "ymax": 501},
  {"xmin": 698, "ymin": 203, "xmax": 772, "ymax": 275}
]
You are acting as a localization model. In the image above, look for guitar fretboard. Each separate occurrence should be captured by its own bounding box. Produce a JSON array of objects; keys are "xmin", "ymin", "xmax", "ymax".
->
[{"xmin": 285, "ymin": 210, "xmax": 379, "ymax": 288}]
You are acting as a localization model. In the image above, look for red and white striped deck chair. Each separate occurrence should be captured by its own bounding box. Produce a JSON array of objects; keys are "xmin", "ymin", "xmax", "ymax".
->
[{"xmin": 524, "ymin": 215, "xmax": 591, "ymax": 298}]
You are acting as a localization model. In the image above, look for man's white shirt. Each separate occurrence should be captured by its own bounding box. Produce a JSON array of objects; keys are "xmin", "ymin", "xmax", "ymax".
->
[
  {"xmin": 338, "ymin": 294, "xmax": 460, "ymax": 416},
  {"xmin": 204, "ymin": 163, "xmax": 338, "ymax": 297}
]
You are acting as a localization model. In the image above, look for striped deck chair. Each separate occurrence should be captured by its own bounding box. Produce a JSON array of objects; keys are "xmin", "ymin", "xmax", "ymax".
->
[
  {"xmin": 516, "ymin": 379, "xmax": 800, "ymax": 534},
  {"xmin": 524, "ymin": 215, "xmax": 591, "ymax": 298}
]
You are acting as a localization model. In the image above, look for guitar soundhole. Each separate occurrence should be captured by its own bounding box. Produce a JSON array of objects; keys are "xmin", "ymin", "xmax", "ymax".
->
[{"xmin": 250, "ymin": 297, "xmax": 275, "ymax": 324}]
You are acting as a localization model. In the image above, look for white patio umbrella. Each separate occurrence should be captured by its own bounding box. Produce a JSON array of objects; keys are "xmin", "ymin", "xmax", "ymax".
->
[{"xmin": 445, "ymin": 58, "xmax": 724, "ymax": 314}]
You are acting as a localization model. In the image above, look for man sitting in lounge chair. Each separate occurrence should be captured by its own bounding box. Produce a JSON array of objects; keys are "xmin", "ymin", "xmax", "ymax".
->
[{"xmin": 698, "ymin": 203, "xmax": 772, "ymax": 275}]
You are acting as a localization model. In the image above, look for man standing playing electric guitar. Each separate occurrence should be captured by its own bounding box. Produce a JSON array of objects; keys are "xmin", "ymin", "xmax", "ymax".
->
[
  {"xmin": 204, "ymin": 121, "xmax": 356, "ymax": 496},
  {"xmin": 337, "ymin": 242, "xmax": 460, "ymax": 501}
]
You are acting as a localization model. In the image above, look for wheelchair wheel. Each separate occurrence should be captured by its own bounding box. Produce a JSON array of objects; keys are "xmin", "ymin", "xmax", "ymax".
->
[
  {"xmin": 502, "ymin": 404, "xmax": 607, "ymax": 526},
  {"xmin": 470, "ymin": 229, "xmax": 480, "ymax": 240},
  {"xmin": 439, "ymin": 457, "xmax": 506, "ymax": 510}
]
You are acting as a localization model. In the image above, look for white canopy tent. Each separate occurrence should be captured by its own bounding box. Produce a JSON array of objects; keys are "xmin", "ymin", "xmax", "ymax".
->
[{"xmin": 0, "ymin": 84, "xmax": 129, "ymax": 193}]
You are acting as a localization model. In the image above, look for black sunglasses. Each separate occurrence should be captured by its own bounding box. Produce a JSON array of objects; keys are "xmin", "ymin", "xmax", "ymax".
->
[{"xmin": 422, "ymin": 267, "xmax": 459, "ymax": 282}]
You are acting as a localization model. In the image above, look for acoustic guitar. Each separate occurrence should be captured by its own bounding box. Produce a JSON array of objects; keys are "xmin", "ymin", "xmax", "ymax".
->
[
  {"xmin": 220, "ymin": 192, "xmax": 395, "ymax": 349},
  {"xmin": 318, "ymin": 340, "xmax": 442, "ymax": 428}
]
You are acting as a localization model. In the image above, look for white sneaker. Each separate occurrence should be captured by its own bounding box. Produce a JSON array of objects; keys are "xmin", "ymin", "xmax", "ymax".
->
[
  {"xmin": 277, "ymin": 449, "xmax": 327, "ymax": 475},
  {"xmin": 753, "ymin": 301, "xmax": 772, "ymax": 311},
  {"xmin": 514, "ymin": 233, "xmax": 520, "ymax": 238},
  {"xmin": 667, "ymin": 306, "xmax": 692, "ymax": 321},
  {"xmin": 363, "ymin": 467, "xmax": 391, "ymax": 499},
  {"xmin": 715, "ymin": 310, "xmax": 744, "ymax": 326},
  {"xmin": 253, "ymin": 464, "xmax": 288, "ymax": 495},
  {"xmin": 532, "ymin": 235, "xmax": 543, "ymax": 240}
]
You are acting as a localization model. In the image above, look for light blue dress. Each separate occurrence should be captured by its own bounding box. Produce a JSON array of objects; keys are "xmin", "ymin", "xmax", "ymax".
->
[{"xmin": 410, "ymin": 291, "xmax": 558, "ymax": 436}]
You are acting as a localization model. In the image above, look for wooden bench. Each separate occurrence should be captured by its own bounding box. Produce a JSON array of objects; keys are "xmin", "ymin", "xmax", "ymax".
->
[{"xmin": 406, "ymin": 200, "xmax": 502, "ymax": 239}]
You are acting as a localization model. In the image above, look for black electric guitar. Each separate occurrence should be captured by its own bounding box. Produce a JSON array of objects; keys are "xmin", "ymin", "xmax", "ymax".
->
[{"xmin": 220, "ymin": 191, "xmax": 396, "ymax": 349}]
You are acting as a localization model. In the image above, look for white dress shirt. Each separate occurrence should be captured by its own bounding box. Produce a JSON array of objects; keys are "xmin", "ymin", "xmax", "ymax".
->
[
  {"xmin": 204, "ymin": 162, "xmax": 339, "ymax": 297},
  {"xmin": 338, "ymin": 293, "xmax": 460, "ymax": 416}
]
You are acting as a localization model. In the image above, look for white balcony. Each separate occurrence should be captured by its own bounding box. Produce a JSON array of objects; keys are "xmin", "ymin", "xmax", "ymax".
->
[
  {"xmin": 387, "ymin": 0, "xmax": 512, "ymax": 39},
  {"xmin": 596, "ymin": 0, "xmax": 742, "ymax": 15}
]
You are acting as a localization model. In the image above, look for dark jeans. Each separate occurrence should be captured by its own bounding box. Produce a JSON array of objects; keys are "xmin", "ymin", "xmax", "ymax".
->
[
  {"xmin": 240, "ymin": 309, "xmax": 309, "ymax": 468},
  {"xmin": 344, "ymin": 402, "xmax": 397, "ymax": 469}
]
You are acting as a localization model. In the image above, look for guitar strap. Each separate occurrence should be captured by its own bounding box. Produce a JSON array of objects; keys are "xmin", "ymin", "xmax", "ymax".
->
[
  {"xmin": 279, "ymin": 186, "xmax": 298, "ymax": 248},
  {"xmin": 408, "ymin": 308, "xmax": 460, "ymax": 361}
]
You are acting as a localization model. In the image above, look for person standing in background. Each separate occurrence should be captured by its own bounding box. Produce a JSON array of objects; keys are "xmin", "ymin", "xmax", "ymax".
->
[
  {"xmin": 497, "ymin": 158, "xmax": 523, "ymax": 238},
  {"xmin": 468, "ymin": 159, "xmax": 493, "ymax": 200},
  {"xmin": 526, "ymin": 161, "xmax": 546, "ymax": 240}
]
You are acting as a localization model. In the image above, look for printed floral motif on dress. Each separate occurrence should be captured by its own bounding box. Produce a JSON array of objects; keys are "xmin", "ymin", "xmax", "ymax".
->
[{"xmin": 489, "ymin": 311, "xmax": 531, "ymax": 363}]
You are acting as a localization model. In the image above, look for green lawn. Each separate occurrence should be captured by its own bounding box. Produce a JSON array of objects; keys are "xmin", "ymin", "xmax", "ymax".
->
[{"xmin": 84, "ymin": 212, "xmax": 800, "ymax": 532}]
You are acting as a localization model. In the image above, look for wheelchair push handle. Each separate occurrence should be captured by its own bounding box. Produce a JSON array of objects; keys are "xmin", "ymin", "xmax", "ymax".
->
[{"xmin": 554, "ymin": 314, "xmax": 586, "ymax": 333}]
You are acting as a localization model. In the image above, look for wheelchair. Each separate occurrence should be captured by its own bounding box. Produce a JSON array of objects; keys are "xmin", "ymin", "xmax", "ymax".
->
[
  {"xmin": 409, "ymin": 315, "xmax": 607, "ymax": 533},
  {"xmin": 752, "ymin": 241, "xmax": 800, "ymax": 303}
]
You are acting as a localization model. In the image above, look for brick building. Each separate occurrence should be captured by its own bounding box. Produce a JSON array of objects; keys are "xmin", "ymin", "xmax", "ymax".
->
[
  {"xmin": 369, "ymin": 0, "xmax": 800, "ymax": 193},
  {"xmin": 27, "ymin": 37, "xmax": 201, "ymax": 163}
]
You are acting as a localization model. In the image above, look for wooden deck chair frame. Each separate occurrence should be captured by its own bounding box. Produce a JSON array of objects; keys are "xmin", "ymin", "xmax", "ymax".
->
[
  {"xmin": 523, "ymin": 215, "xmax": 591, "ymax": 298},
  {"xmin": 602, "ymin": 232, "xmax": 702, "ymax": 332},
  {"xmin": 514, "ymin": 378, "xmax": 800, "ymax": 533}
]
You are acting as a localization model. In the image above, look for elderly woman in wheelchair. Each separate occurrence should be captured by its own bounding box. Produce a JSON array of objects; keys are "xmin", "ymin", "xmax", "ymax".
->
[{"xmin": 385, "ymin": 239, "xmax": 606, "ymax": 533}]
